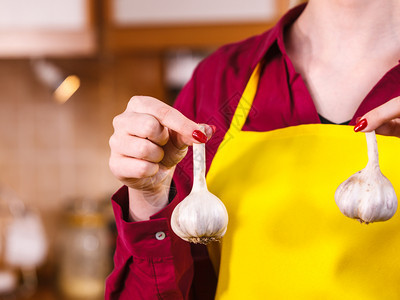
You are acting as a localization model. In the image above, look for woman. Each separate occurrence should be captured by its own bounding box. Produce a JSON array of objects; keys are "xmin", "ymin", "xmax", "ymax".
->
[{"xmin": 107, "ymin": 1, "xmax": 400, "ymax": 299}]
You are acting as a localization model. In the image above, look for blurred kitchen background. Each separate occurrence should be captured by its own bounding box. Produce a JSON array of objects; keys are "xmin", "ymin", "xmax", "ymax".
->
[{"xmin": 0, "ymin": 0, "xmax": 304, "ymax": 299}]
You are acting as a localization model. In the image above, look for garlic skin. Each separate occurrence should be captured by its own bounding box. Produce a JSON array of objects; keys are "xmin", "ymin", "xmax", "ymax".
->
[
  {"xmin": 171, "ymin": 190, "xmax": 228, "ymax": 244},
  {"xmin": 335, "ymin": 131, "xmax": 397, "ymax": 223},
  {"xmin": 171, "ymin": 135, "xmax": 228, "ymax": 244}
]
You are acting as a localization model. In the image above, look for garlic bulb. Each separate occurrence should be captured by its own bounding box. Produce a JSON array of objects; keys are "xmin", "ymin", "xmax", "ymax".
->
[
  {"xmin": 171, "ymin": 134, "xmax": 228, "ymax": 244},
  {"xmin": 335, "ymin": 131, "xmax": 397, "ymax": 223}
]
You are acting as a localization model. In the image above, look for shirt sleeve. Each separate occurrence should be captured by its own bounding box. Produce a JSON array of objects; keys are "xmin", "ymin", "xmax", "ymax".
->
[
  {"xmin": 105, "ymin": 68, "xmax": 218, "ymax": 299},
  {"xmin": 105, "ymin": 185, "xmax": 195, "ymax": 300}
]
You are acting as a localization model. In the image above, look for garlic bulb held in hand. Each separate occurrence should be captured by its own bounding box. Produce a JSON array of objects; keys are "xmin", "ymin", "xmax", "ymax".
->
[
  {"xmin": 171, "ymin": 134, "xmax": 228, "ymax": 244},
  {"xmin": 335, "ymin": 131, "xmax": 397, "ymax": 224}
]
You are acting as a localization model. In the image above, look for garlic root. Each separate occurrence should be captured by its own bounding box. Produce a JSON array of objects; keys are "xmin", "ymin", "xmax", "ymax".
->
[{"xmin": 335, "ymin": 131, "xmax": 397, "ymax": 223}]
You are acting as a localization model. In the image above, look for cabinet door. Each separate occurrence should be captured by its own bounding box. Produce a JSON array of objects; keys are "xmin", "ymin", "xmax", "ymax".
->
[
  {"xmin": 0, "ymin": 0, "xmax": 96, "ymax": 57},
  {"xmin": 104, "ymin": 0, "xmax": 297, "ymax": 52},
  {"xmin": 111, "ymin": 0, "xmax": 277, "ymax": 26}
]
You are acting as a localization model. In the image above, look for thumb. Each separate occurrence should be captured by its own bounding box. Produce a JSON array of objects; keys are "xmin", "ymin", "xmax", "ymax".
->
[{"xmin": 161, "ymin": 124, "xmax": 215, "ymax": 168}]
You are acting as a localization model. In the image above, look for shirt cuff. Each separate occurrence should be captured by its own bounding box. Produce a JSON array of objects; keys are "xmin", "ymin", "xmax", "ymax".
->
[{"xmin": 111, "ymin": 185, "xmax": 180, "ymax": 258}]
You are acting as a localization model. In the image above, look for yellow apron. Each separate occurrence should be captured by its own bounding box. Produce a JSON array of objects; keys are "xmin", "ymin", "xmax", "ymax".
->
[{"xmin": 206, "ymin": 63, "xmax": 400, "ymax": 299}]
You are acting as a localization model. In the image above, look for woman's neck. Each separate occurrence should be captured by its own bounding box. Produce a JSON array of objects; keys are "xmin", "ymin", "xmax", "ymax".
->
[
  {"xmin": 291, "ymin": 0, "xmax": 400, "ymax": 61},
  {"xmin": 284, "ymin": 0, "xmax": 400, "ymax": 124}
]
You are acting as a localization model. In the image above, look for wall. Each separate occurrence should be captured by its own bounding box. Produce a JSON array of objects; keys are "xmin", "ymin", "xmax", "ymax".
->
[{"xmin": 0, "ymin": 55, "xmax": 165, "ymax": 266}]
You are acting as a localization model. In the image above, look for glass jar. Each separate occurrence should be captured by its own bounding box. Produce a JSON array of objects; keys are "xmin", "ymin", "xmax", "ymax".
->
[{"xmin": 58, "ymin": 201, "xmax": 110, "ymax": 300}]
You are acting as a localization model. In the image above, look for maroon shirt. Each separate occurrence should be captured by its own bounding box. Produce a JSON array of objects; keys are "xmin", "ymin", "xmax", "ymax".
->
[{"xmin": 105, "ymin": 4, "xmax": 400, "ymax": 300}]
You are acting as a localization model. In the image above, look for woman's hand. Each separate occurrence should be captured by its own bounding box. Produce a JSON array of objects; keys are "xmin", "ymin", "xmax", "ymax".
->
[
  {"xmin": 109, "ymin": 96, "xmax": 213, "ymax": 221},
  {"xmin": 354, "ymin": 96, "xmax": 400, "ymax": 137}
]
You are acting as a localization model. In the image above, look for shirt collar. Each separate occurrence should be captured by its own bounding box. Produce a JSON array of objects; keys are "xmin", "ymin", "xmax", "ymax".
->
[{"xmin": 250, "ymin": 3, "xmax": 307, "ymax": 70}]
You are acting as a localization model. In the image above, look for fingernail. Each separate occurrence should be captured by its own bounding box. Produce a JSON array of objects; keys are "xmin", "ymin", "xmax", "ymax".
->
[
  {"xmin": 192, "ymin": 130, "xmax": 208, "ymax": 143},
  {"xmin": 210, "ymin": 125, "xmax": 217, "ymax": 134},
  {"xmin": 354, "ymin": 118, "xmax": 368, "ymax": 132},
  {"xmin": 355, "ymin": 117, "xmax": 361, "ymax": 124}
]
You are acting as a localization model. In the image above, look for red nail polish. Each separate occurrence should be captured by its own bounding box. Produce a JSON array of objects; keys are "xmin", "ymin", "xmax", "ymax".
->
[
  {"xmin": 354, "ymin": 119, "xmax": 368, "ymax": 132},
  {"xmin": 210, "ymin": 125, "xmax": 217, "ymax": 134},
  {"xmin": 192, "ymin": 130, "xmax": 208, "ymax": 143},
  {"xmin": 355, "ymin": 117, "xmax": 361, "ymax": 124}
]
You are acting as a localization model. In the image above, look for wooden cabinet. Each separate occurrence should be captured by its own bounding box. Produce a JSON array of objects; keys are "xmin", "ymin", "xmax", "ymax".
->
[
  {"xmin": 103, "ymin": 0, "xmax": 300, "ymax": 53},
  {"xmin": 0, "ymin": 0, "xmax": 96, "ymax": 57},
  {"xmin": 0, "ymin": 0, "xmax": 307, "ymax": 57}
]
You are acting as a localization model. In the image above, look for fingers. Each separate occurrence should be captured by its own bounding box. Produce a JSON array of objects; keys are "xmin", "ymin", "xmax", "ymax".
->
[
  {"xmin": 113, "ymin": 112, "xmax": 169, "ymax": 146},
  {"xmin": 109, "ymin": 96, "xmax": 215, "ymax": 191},
  {"xmin": 374, "ymin": 119, "xmax": 400, "ymax": 137},
  {"xmin": 109, "ymin": 133, "xmax": 165, "ymax": 163},
  {"xmin": 355, "ymin": 96, "xmax": 400, "ymax": 137},
  {"xmin": 128, "ymin": 96, "xmax": 210, "ymax": 148},
  {"xmin": 109, "ymin": 153, "xmax": 159, "ymax": 182},
  {"xmin": 160, "ymin": 131, "xmax": 189, "ymax": 168},
  {"xmin": 160, "ymin": 123, "xmax": 215, "ymax": 168}
]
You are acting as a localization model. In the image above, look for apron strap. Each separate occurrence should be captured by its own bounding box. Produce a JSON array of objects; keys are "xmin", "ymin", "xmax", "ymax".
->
[
  {"xmin": 207, "ymin": 63, "xmax": 261, "ymax": 275},
  {"xmin": 227, "ymin": 63, "xmax": 261, "ymax": 135}
]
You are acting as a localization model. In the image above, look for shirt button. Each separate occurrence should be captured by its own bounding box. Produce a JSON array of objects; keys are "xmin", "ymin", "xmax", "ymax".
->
[{"xmin": 155, "ymin": 231, "xmax": 166, "ymax": 240}]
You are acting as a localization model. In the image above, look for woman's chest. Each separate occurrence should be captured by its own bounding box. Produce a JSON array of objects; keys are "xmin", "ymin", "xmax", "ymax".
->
[{"xmin": 293, "ymin": 58, "xmax": 400, "ymax": 124}]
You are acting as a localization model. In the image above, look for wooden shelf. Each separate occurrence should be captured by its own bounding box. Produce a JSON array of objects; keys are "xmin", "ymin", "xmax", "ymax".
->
[
  {"xmin": 102, "ymin": 0, "xmax": 289, "ymax": 53},
  {"xmin": 104, "ymin": 22, "xmax": 276, "ymax": 53},
  {"xmin": 0, "ymin": 29, "xmax": 96, "ymax": 58}
]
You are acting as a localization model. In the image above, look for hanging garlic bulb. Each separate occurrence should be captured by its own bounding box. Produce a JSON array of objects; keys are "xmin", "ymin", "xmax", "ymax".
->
[
  {"xmin": 335, "ymin": 130, "xmax": 397, "ymax": 223},
  {"xmin": 171, "ymin": 129, "xmax": 228, "ymax": 244}
]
